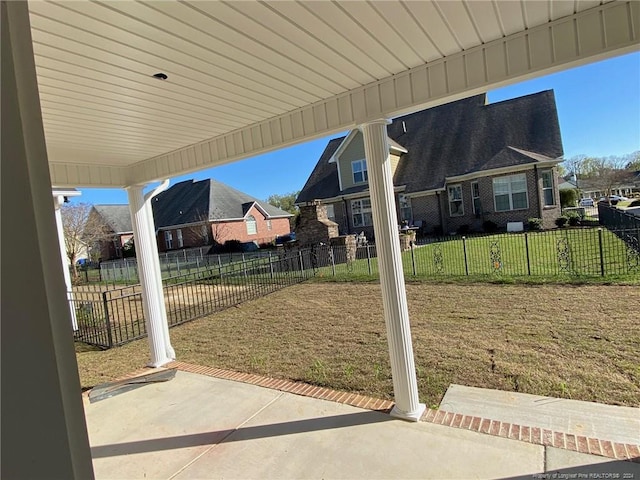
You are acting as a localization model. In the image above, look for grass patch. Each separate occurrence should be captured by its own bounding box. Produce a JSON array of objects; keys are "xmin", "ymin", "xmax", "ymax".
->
[
  {"xmin": 315, "ymin": 228, "xmax": 638, "ymax": 279},
  {"xmin": 76, "ymin": 282, "xmax": 640, "ymax": 408}
]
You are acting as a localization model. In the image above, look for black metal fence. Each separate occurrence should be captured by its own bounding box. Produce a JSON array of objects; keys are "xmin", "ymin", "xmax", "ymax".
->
[
  {"xmin": 98, "ymin": 250, "xmax": 275, "ymax": 283},
  {"xmin": 72, "ymin": 248, "xmax": 314, "ymax": 348},
  {"xmin": 310, "ymin": 227, "xmax": 640, "ymax": 278},
  {"xmin": 599, "ymin": 203, "xmax": 640, "ymax": 231},
  {"xmin": 72, "ymin": 227, "xmax": 639, "ymax": 349}
]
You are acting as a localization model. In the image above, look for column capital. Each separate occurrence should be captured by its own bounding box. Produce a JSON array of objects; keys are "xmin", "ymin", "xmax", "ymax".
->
[{"xmin": 359, "ymin": 118, "xmax": 392, "ymax": 129}]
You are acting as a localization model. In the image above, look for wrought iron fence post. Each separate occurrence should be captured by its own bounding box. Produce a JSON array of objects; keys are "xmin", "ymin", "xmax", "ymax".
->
[
  {"xmin": 410, "ymin": 242, "xmax": 417, "ymax": 276},
  {"xmin": 462, "ymin": 236, "xmax": 468, "ymax": 276},
  {"xmin": 525, "ymin": 233, "xmax": 531, "ymax": 276},
  {"xmin": 268, "ymin": 251, "xmax": 274, "ymax": 279},
  {"xmin": 367, "ymin": 244, "xmax": 372, "ymax": 275},
  {"xmin": 330, "ymin": 246, "xmax": 336, "ymax": 276},
  {"xmin": 298, "ymin": 250, "xmax": 304, "ymax": 276},
  {"xmin": 102, "ymin": 292, "xmax": 113, "ymax": 348},
  {"xmin": 598, "ymin": 227, "xmax": 605, "ymax": 276}
]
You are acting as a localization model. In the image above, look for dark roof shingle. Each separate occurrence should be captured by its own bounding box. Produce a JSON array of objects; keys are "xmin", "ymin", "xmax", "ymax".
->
[{"xmin": 297, "ymin": 90, "xmax": 563, "ymax": 203}]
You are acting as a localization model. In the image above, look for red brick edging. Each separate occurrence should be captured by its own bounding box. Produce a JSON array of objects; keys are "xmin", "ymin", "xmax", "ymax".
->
[
  {"xmin": 111, "ymin": 362, "xmax": 640, "ymax": 464},
  {"xmin": 420, "ymin": 407, "xmax": 640, "ymax": 463}
]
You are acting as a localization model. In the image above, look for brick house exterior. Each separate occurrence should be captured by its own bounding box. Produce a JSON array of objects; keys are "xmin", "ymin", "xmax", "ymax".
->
[
  {"xmin": 155, "ymin": 203, "xmax": 291, "ymax": 252},
  {"xmin": 91, "ymin": 178, "xmax": 292, "ymax": 259},
  {"xmin": 296, "ymin": 91, "xmax": 564, "ymax": 241}
]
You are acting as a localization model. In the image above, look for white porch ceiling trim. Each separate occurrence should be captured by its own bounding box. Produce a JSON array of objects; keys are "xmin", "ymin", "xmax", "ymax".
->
[{"xmin": 45, "ymin": 1, "xmax": 639, "ymax": 189}]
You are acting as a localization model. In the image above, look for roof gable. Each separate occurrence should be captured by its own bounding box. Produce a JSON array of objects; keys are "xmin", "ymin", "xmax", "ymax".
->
[
  {"xmin": 92, "ymin": 205, "xmax": 132, "ymax": 234},
  {"xmin": 153, "ymin": 178, "xmax": 292, "ymax": 228},
  {"xmin": 297, "ymin": 90, "xmax": 564, "ymax": 202}
]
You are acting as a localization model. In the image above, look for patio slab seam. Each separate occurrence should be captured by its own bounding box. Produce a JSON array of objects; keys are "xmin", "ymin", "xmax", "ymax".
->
[{"xmin": 100, "ymin": 361, "xmax": 639, "ymax": 464}]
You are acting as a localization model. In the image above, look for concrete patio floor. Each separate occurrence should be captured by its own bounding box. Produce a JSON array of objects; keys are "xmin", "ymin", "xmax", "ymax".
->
[{"xmin": 84, "ymin": 369, "xmax": 639, "ymax": 479}]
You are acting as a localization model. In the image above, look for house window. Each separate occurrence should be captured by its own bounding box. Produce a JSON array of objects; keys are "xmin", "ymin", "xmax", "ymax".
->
[
  {"xmin": 164, "ymin": 231, "xmax": 173, "ymax": 249},
  {"xmin": 471, "ymin": 181, "xmax": 481, "ymax": 214},
  {"xmin": 325, "ymin": 204, "xmax": 335, "ymax": 222},
  {"xmin": 267, "ymin": 219, "xmax": 272, "ymax": 231},
  {"xmin": 352, "ymin": 160, "xmax": 368, "ymax": 184},
  {"xmin": 351, "ymin": 198, "xmax": 373, "ymax": 227},
  {"xmin": 176, "ymin": 229, "xmax": 183, "ymax": 248},
  {"xmin": 399, "ymin": 194, "xmax": 412, "ymax": 222},
  {"xmin": 448, "ymin": 185, "xmax": 464, "ymax": 217},
  {"xmin": 541, "ymin": 170, "xmax": 555, "ymax": 206},
  {"xmin": 246, "ymin": 215, "xmax": 257, "ymax": 235},
  {"xmin": 493, "ymin": 174, "xmax": 528, "ymax": 212}
]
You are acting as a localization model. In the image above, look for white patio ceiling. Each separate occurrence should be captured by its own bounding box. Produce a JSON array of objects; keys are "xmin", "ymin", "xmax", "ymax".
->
[{"xmin": 30, "ymin": 1, "xmax": 639, "ymax": 189}]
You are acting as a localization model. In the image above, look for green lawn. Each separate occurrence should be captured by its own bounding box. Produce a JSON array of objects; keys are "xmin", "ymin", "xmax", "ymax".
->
[{"xmin": 316, "ymin": 227, "xmax": 639, "ymax": 279}]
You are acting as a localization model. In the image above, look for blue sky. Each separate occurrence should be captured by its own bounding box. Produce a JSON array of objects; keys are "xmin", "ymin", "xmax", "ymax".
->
[{"xmin": 72, "ymin": 51, "xmax": 640, "ymax": 206}]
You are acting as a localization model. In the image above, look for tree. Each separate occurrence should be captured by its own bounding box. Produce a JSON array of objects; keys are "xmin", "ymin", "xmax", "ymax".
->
[
  {"xmin": 61, "ymin": 203, "xmax": 110, "ymax": 280},
  {"xmin": 624, "ymin": 150, "xmax": 640, "ymax": 171},
  {"xmin": 563, "ymin": 153, "xmax": 635, "ymax": 199},
  {"xmin": 267, "ymin": 191, "xmax": 300, "ymax": 229},
  {"xmin": 181, "ymin": 209, "xmax": 230, "ymax": 247}
]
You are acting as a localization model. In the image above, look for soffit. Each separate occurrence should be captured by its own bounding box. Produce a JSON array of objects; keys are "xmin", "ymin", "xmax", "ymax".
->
[{"xmin": 27, "ymin": 0, "xmax": 637, "ymax": 187}]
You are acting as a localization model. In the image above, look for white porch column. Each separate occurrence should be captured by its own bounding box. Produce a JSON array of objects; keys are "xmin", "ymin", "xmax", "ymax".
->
[
  {"xmin": 1, "ymin": 1, "xmax": 94, "ymax": 477},
  {"xmin": 361, "ymin": 120, "xmax": 426, "ymax": 422},
  {"xmin": 53, "ymin": 194, "xmax": 79, "ymax": 331},
  {"xmin": 127, "ymin": 182, "xmax": 175, "ymax": 367}
]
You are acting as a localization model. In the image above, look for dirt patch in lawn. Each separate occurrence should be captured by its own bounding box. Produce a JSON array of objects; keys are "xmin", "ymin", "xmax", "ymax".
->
[{"xmin": 76, "ymin": 282, "xmax": 640, "ymax": 408}]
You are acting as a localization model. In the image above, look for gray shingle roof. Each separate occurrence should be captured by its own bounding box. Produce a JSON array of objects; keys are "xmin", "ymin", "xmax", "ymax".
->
[
  {"xmin": 92, "ymin": 205, "xmax": 132, "ymax": 233},
  {"xmin": 93, "ymin": 179, "xmax": 291, "ymax": 232},
  {"xmin": 296, "ymin": 90, "xmax": 563, "ymax": 203},
  {"xmin": 152, "ymin": 178, "xmax": 291, "ymax": 228}
]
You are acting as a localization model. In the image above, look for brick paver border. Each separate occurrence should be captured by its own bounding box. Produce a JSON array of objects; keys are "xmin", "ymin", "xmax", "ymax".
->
[{"xmin": 107, "ymin": 361, "xmax": 639, "ymax": 464}]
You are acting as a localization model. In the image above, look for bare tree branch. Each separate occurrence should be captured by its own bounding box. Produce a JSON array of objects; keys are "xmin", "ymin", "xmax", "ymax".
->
[{"xmin": 61, "ymin": 203, "xmax": 110, "ymax": 279}]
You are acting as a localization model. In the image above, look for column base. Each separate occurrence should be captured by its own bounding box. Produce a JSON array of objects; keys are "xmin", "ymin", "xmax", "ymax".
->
[
  {"xmin": 390, "ymin": 403, "xmax": 426, "ymax": 422},
  {"xmin": 146, "ymin": 357, "xmax": 173, "ymax": 368}
]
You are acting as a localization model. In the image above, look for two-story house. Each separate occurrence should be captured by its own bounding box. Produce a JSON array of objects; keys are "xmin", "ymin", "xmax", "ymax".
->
[{"xmin": 296, "ymin": 90, "xmax": 564, "ymax": 239}]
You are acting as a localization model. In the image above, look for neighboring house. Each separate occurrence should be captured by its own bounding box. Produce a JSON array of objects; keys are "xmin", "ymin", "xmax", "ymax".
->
[
  {"xmin": 151, "ymin": 179, "xmax": 291, "ymax": 252},
  {"xmin": 296, "ymin": 91, "xmax": 564, "ymax": 238},
  {"xmin": 90, "ymin": 178, "xmax": 292, "ymax": 259},
  {"xmin": 578, "ymin": 171, "xmax": 640, "ymax": 200},
  {"xmin": 88, "ymin": 205, "xmax": 134, "ymax": 260}
]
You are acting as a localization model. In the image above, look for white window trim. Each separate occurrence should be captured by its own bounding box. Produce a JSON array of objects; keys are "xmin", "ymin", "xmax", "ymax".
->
[
  {"xmin": 399, "ymin": 194, "xmax": 412, "ymax": 222},
  {"xmin": 448, "ymin": 184, "xmax": 464, "ymax": 217},
  {"xmin": 351, "ymin": 159, "xmax": 368, "ymax": 185},
  {"xmin": 176, "ymin": 228, "xmax": 183, "ymax": 248},
  {"xmin": 471, "ymin": 181, "xmax": 481, "ymax": 214},
  {"xmin": 246, "ymin": 215, "xmax": 257, "ymax": 235},
  {"xmin": 493, "ymin": 173, "xmax": 529, "ymax": 212},
  {"xmin": 541, "ymin": 170, "xmax": 555, "ymax": 206},
  {"xmin": 164, "ymin": 230, "xmax": 173, "ymax": 249},
  {"xmin": 351, "ymin": 198, "xmax": 373, "ymax": 228}
]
